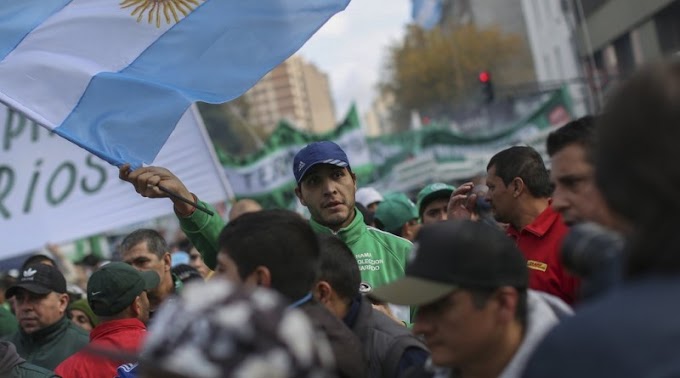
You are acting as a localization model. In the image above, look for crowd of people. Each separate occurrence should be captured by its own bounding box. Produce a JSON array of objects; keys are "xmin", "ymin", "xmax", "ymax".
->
[{"xmin": 0, "ymin": 58, "xmax": 678, "ymax": 377}]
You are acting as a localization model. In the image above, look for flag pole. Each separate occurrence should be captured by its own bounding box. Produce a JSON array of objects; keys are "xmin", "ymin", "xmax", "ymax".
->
[{"xmin": 155, "ymin": 185, "xmax": 215, "ymax": 216}]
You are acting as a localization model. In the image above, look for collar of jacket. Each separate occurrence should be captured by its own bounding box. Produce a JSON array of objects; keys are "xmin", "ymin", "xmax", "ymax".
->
[
  {"xmin": 20, "ymin": 315, "xmax": 69, "ymax": 344},
  {"xmin": 90, "ymin": 318, "xmax": 146, "ymax": 342},
  {"xmin": 309, "ymin": 208, "xmax": 366, "ymax": 245},
  {"xmin": 342, "ymin": 295, "xmax": 363, "ymax": 328}
]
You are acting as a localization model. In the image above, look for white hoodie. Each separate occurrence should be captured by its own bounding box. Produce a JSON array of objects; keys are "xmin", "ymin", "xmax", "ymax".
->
[{"xmin": 426, "ymin": 290, "xmax": 573, "ymax": 378}]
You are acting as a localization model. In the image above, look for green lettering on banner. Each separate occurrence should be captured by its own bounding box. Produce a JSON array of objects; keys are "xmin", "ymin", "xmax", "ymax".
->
[
  {"xmin": 23, "ymin": 159, "xmax": 43, "ymax": 214},
  {"xmin": 46, "ymin": 162, "xmax": 77, "ymax": 206},
  {"xmin": 3, "ymin": 109, "xmax": 25, "ymax": 152},
  {"xmin": 0, "ymin": 166, "xmax": 15, "ymax": 219},
  {"xmin": 81, "ymin": 155, "xmax": 107, "ymax": 193}
]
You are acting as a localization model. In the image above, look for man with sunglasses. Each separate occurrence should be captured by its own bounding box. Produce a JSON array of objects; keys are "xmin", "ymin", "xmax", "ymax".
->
[{"xmin": 372, "ymin": 220, "xmax": 572, "ymax": 377}]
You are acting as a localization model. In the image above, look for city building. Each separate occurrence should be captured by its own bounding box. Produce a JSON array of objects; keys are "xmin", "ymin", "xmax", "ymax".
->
[
  {"xmin": 571, "ymin": 0, "xmax": 680, "ymax": 109},
  {"xmin": 521, "ymin": 0, "xmax": 589, "ymax": 115},
  {"xmin": 246, "ymin": 55, "xmax": 336, "ymax": 133},
  {"xmin": 363, "ymin": 90, "xmax": 396, "ymax": 137}
]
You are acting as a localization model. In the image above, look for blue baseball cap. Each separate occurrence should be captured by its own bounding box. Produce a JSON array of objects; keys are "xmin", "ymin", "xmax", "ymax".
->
[{"xmin": 293, "ymin": 141, "xmax": 351, "ymax": 183}]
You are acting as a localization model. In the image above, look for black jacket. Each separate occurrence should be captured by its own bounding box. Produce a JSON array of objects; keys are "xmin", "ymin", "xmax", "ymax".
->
[{"xmin": 300, "ymin": 300, "xmax": 368, "ymax": 378}]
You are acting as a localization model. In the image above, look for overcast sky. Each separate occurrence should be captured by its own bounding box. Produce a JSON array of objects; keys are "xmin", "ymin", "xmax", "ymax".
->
[{"xmin": 298, "ymin": 1, "xmax": 411, "ymax": 120}]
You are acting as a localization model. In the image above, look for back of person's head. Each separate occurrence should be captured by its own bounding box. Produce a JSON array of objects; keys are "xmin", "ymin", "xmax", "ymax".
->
[
  {"xmin": 316, "ymin": 234, "xmax": 361, "ymax": 303},
  {"xmin": 21, "ymin": 254, "xmax": 57, "ymax": 271},
  {"xmin": 228, "ymin": 198, "xmax": 263, "ymax": 221},
  {"xmin": 120, "ymin": 229, "xmax": 168, "ymax": 258},
  {"xmin": 218, "ymin": 209, "xmax": 320, "ymax": 301},
  {"xmin": 171, "ymin": 264, "xmax": 203, "ymax": 285},
  {"xmin": 546, "ymin": 116, "xmax": 596, "ymax": 158},
  {"xmin": 595, "ymin": 59, "xmax": 680, "ymax": 276},
  {"xmin": 487, "ymin": 146, "xmax": 552, "ymax": 198},
  {"xmin": 139, "ymin": 279, "xmax": 336, "ymax": 378},
  {"xmin": 355, "ymin": 202, "xmax": 375, "ymax": 226}
]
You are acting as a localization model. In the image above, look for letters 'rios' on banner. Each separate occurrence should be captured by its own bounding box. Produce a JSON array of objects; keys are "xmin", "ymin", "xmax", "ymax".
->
[
  {"xmin": 0, "ymin": 104, "xmax": 233, "ymax": 260},
  {"xmin": 0, "ymin": 0, "xmax": 349, "ymax": 169}
]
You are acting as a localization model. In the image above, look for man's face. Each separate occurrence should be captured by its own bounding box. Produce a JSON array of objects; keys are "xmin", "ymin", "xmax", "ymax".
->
[
  {"xmin": 13, "ymin": 289, "xmax": 68, "ymax": 334},
  {"xmin": 412, "ymin": 290, "xmax": 500, "ymax": 368},
  {"xmin": 486, "ymin": 166, "xmax": 515, "ymax": 224},
  {"xmin": 122, "ymin": 241, "xmax": 170, "ymax": 308},
  {"xmin": 295, "ymin": 165, "xmax": 357, "ymax": 231},
  {"xmin": 188, "ymin": 247, "xmax": 211, "ymax": 278},
  {"xmin": 550, "ymin": 144, "xmax": 614, "ymax": 226},
  {"xmin": 421, "ymin": 197, "xmax": 449, "ymax": 225},
  {"xmin": 70, "ymin": 309, "xmax": 93, "ymax": 332}
]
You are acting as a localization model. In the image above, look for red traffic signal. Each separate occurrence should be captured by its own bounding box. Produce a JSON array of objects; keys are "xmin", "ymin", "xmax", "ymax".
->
[{"xmin": 478, "ymin": 71, "xmax": 491, "ymax": 83}]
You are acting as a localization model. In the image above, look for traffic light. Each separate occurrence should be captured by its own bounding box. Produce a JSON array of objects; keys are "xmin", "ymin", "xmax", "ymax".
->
[{"xmin": 479, "ymin": 70, "xmax": 494, "ymax": 104}]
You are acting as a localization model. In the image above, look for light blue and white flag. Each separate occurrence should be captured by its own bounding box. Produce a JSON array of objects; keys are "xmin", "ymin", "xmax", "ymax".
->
[
  {"xmin": 0, "ymin": 0, "xmax": 349, "ymax": 168},
  {"xmin": 412, "ymin": 0, "xmax": 443, "ymax": 30}
]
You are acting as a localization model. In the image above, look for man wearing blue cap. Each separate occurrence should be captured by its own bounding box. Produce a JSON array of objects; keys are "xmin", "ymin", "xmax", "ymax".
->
[
  {"xmin": 291, "ymin": 142, "xmax": 412, "ymax": 314},
  {"xmin": 119, "ymin": 141, "xmax": 413, "ymax": 322}
]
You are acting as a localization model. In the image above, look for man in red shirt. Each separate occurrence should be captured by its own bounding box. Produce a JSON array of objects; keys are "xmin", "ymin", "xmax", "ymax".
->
[
  {"xmin": 55, "ymin": 263, "xmax": 159, "ymax": 378},
  {"xmin": 449, "ymin": 146, "xmax": 579, "ymax": 304}
]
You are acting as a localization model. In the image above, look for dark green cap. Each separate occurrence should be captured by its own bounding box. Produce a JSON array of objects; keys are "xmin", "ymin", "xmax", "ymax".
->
[
  {"xmin": 87, "ymin": 262, "xmax": 160, "ymax": 316},
  {"xmin": 374, "ymin": 193, "xmax": 419, "ymax": 233},
  {"xmin": 416, "ymin": 183, "xmax": 455, "ymax": 217}
]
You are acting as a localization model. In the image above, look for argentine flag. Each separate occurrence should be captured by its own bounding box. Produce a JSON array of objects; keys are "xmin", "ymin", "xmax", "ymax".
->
[{"xmin": 0, "ymin": 0, "xmax": 349, "ymax": 168}]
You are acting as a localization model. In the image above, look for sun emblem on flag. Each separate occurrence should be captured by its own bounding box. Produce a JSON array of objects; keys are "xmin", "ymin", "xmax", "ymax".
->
[{"xmin": 120, "ymin": 0, "xmax": 204, "ymax": 28}]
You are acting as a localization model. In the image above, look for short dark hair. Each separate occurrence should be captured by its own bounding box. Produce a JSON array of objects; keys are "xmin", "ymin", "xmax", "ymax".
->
[
  {"xmin": 218, "ymin": 209, "xmax": 320, "ymax": 301},
  {"xmin": 119, "ymin": 229, "xmax": 168, "ymax": 259},
  {"xmin": 316, "ymin": 234, "xmax": 360, "ymax": 303},
  {"xmin": 595, "ymin": 59, "xmax": 680, "ymax": 276},
  {"xmin": 487, "ymin": 146, "xmax": 552, "ymax": 198},
  {"xmin": 546, "ymin": 116, "xmax": 596, "ymax": 160}
]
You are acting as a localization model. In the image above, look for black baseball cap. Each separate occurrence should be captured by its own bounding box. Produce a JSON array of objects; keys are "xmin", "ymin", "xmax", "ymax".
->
[
  {"xmin": 5, "ymin": 264, "xmax": 67, "ymax": 298},
  {"xmin": 371, "ymin": 220, "xmax": 528, "ymax": 306},
  {"xmin": 87, "ymin": 262, "xmax": 160, "ymax": 316}
]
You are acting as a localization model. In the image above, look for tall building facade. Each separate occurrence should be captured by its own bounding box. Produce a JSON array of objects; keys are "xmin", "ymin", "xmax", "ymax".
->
[
  {"xmin": 521, "ymin": 0, "xmax": 589, "ymax": 115},
  {"xmin": 246, "ymin": 55, "xmax": 336, "ymax": 133},
  {"xmin": 572, "ymin": 0, "xmax": 680, "ymax": 109},
  {"xmin": 364, "ymin": 90, "xmax": 396, "ymax": 137}
]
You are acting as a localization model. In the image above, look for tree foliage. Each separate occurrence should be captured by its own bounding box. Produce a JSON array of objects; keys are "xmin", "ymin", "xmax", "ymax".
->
[{"xmin": 382, "ymin": 24, "xmax": 522, "ymax": 128}]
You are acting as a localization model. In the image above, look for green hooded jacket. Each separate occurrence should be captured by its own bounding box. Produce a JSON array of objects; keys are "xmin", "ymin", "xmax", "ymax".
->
[
  {"xmin": 5, "ymin": 316, "xmax": 88, "ymax": 371},
  {"xmin": 178, "ymin": 201, "xmax": 411, "ymax": 284}
]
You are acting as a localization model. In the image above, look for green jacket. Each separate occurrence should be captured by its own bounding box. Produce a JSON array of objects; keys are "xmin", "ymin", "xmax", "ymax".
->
[
  {"xmin": 0, "ymin": 304, "xmax": 18, "ymax": 338},
  {"xmin": 177, "ymin": 200, "xmax": 224, "ymax": 270},
  {"xmin": 5, "ymin": 316, "xmax": 88, "ymax": 371},
  {"xmin": 0, "ymin": 341, "xmax": 59, "ymax": 378},
  {"xmin": 178, "ymin": 201, "xmax": 412, "ymax": 285},
  {"xmin": 7, "ymin": 362, "xmax": 59, "ymax": 378},
  {"xmin": 309, "ymin": 210, "xmax": 412, "ymax": 289}
]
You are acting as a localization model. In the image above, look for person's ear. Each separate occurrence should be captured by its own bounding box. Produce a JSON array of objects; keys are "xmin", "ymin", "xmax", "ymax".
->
[
  {"xmin": 512, "ymin": 178, "xmax": 525, "ymax": 198},
  {"xmin": 163, "ymin": 252, "xmax": 172, "ymax": 272},
  {"xmin": 252, "ymin": 266, "xmax": 272, "ymax": 289},
  {"xmin": 494, "ymin": 287, "xmax": 520, "ymax": 324},
  {"xmin": 57, "ymin": 293, "xmax": 69, "ymax": 314},
  {"xmin": 131, "ymin": 295, "xmax": 142, "ymax": 318},
  {"xmin": 314, "ymin": 281, "xmax": 333, "ymax": 305},
  {"xmin": 295, "ymin": 186, "xmax": 307, "ymax": 206}
]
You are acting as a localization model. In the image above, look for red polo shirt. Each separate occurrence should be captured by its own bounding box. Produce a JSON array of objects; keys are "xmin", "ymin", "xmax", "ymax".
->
[{"xmin": 507, "ymin": 205, "xmax": 579, "ymax": 304}]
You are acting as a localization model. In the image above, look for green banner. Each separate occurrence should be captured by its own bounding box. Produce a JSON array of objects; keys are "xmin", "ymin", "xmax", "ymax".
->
[{"xmin": 217, "ymin": 87, "xmax": 574, "ymax": 208}]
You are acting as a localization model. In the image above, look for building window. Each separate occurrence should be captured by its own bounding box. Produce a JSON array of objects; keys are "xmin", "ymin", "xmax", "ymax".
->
[{"xmin": 655, "ymin": 1, "xmax": 680, "ymax": 56}]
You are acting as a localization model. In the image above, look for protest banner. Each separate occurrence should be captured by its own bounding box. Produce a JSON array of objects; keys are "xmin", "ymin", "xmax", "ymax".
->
[{"xmin": 0, "ymin": 105, "xmax": 232, "ymax": 259}]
